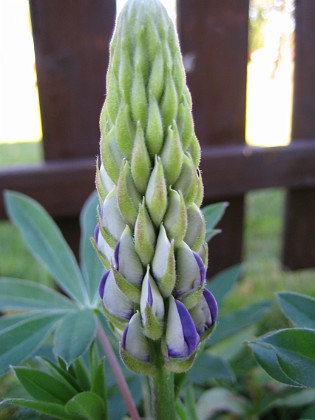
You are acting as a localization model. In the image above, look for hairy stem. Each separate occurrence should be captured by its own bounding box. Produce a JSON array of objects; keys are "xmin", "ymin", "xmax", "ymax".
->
[
  {"xmin": 96, "ymin": 320, "xmax": 140, "ymax": 420},
  {"xmin": 151, "ymin": 345, "xmax": 176, "ymax": 420}
]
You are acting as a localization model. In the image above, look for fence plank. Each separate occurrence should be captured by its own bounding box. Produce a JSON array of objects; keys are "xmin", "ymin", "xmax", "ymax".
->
[
  {"xmin": 29, "ymin": 0, "xmax": 116, "ymax": 251},
  {"xmin": 178, "ymin": 0, "xmax": 249, "ymax": 274},
  {"xmin": 30, "ymin": 0, "xmax": 116, "ymax": 160},
  {"xmin": 282, "ymin": 0, "xmax": 315, "ymax": 269}
]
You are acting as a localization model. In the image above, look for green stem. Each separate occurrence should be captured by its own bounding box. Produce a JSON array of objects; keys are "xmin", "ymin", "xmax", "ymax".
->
[{"xmin": 151, "ymin": 346, "xmax": 176, "ymax": 420}]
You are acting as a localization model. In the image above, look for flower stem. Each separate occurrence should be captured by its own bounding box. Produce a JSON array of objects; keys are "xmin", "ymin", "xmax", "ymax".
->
[
  {"xmin": 96, "ymin": 320, "xmax": 140, "ymax": 420},
  {"xmin": 151, "ymin": 345, "xmax": 176, "ymax": 420}
]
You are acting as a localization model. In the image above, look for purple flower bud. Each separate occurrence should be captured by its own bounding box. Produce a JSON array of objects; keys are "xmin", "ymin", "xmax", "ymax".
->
[
  {"xmin": 113, "ymin": 226, "xmax": 144, "ymax": 285},
  {"xmin": 122, "ymin": 312, "xmax": 151, "ymax": 362},
  {"xmin": 99, "ymin": 270, "xmax": 133, "ymax": 320},
  {"xmin": 175, "ymin": 242, "xmax": 206, "ymax": 296},
  {"xmin": 190, "ymin": 288, "xmax": 218, "ymax": 335},
  {"xmin": 140, "ymin": 267, "xmax": 164, "ymax": 321},
  {"xmin": 166, "ymin": 297, "xmax": 200, "ymax": 358},
  {"xmin": 94, "ymin": 224, "xmax": 114, "ymax": 264}
]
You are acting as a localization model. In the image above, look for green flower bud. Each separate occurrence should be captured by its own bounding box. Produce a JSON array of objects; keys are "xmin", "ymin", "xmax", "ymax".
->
[
  {"xmin": 146, "ymin": 92, "xmax": 164, "ymax": 156},
  {"xmin": 100, "ymin": 129, "xmax": 123, "ymax": 184},
  {"xmin": 164, "ymin": 188, "xmax": 187, "ymax": 244},
  {"xmin": 148, "ymin": 47, "xmax": 164, "ymax": 101},
  {"xmin": 117, "ymin": 160, "xmax": 141, "ymax": 226},
  {"xmin": 160, "ymin": 68, "xmax": 178, "ymax": 129},
  {"xmin": 174, "ymin": 154, "xmax": 198, "ymax": 205},
  {"xmin": 131, "ymin": 121, "xmax": 151, "ymax": 194},
  {"xmin": 184, "ymin": 204, "xmax": 206, "ymax": 251},
  {"xmin": 145, "ymin": 156, "xmax": 167, "ymax": 227},
  {"xmin": 134, "ymin": 199, "xmax": 156, "ymax": 266},
  {"xmin": 116, "ymin": 102, "xmax": 135, "ymax": 159},
  {"xmin": 160, "ymin": 122, "xmax": 183, "ymax": 185}
]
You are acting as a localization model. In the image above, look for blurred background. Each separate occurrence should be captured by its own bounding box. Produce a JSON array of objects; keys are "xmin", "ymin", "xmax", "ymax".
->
[
  {"xmin": 1, "ymin": 0, "xmax": 312, "ymax": 304},
  {"xmin": 1, "ymin": 0, "xmax": 315, "ymax": 418}
]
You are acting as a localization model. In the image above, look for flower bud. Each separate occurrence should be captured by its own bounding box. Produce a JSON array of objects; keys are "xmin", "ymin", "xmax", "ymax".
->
[
  {"xmin": 145, "ymin": 157, "xmax": 167, "ymax": 227},
  {"xmin": 173, "ymin": 154, "xmax": 198, "ymax": 206},
  {"xmin": 114, "ymin": 226, "xmax": 144, "ymax": 285},
  {"xmin": 175, "ymin": 242, "xmax": 206, "ymax": 297},
  {"xmin": 122, "ymin": 312, "xmax": 150, "ymax": 362},
  {"xmin": 184, "ymin": 204, "xmax": 206, "ymax": 251},
  {"xmin": 131, "ymin": 121, "xmax": 151, "ymax": 194},
  {"xmin": 93, "ymin": 224, "xmax": 113, "ymax": 269},
  {"xmin": 146, "ymin": 92, "xmax": 164, "ymax": 156},
  {"xmin": 116, "ymin": 101, "xmax": 135, "ymax": 160},
  {"xmin": 164, "ymin": 188, "xmax": 187, "ymax": 244},
  {"xmin": 101, "ymin": 188, "xmax": 125, "ymax": 245},
  {"xmin": 140, "ymin": 267, "xmax": 164, "ymax": 340},
  {"xmin": 134, "ymin": 199, "xmax": 156, "ymax": 266},
  {"xmin": 190, "ymin": 288, "xmax": 218, "ymax": 340},
  {"xmin": 100, "ymin": 129, "xmax": 123, "ymax": 184},
  {"xmin": 117, "ymin": 160, "xmax": 141, "ymax": 226},
  {"xmin": 99, "ymin": 270, "xmax": 133, "ymax": 322},
  {"xmin": 166, "ymin": 297, "xmax": 199, "ymax": 359},
  {"xmin": 160, "ymin": 68, "xmax": 178, "ymax": 128},
  {"xmin": 160, "ymin": 122, "xmax": 183, "ymax": 185},
  {"xmin": 152, "ymin": 225, "xmax": 176, "ymax": 297},
  {"xmin": 121, "ymin": 312, "xmax": 156, "ymax": 375}
]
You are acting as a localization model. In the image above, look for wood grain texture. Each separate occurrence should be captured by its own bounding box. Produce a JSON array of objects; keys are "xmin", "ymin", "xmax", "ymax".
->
[{"xmin": 282, "ymin": 0, "xmax": 315, "ymax": 269}]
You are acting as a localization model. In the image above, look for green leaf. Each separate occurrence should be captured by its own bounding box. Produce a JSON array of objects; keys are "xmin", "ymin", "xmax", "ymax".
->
[
  {"xmin": 4, "ymin": 398, "xmax": 76, "ymax": 420},
  {"xmin": 54, "ymin": 309, "xmax": 97, "ymax": 365},
  {"xmin": 80, "ymin": 191, "xmax": 104, "ymax": 306},
  {"xmin": 0, "ymin": 278, "xmax": 76, "ymax": 311},
  {"xmin": 0, "ymin": 313, "xmax": 63, "ymax": 375},
  {"xmin": 208, "ymin": 300, "xmax": 273, "ymax": 346},
  {"xmin": 39, "ymin": 357, "xmax": 82, "ymax": 393},
  {"xmin": 196, "ymin": 388, "xmax": 251, "ymax": 419},
  {"xmin": 4, "ymin": 191, "xmax": 87, "ymax": 304},
  {"xmin": 277, "ymin": 291, "xmax": 315, "ymax": 329},
  {"xmin": 66, "ymin": 391, "xmax": 107, "ymax": 420},
  {"xmin": 202, "ymin": 202, "xmax": 229, "ymax": 230},
  {"xmin": 14, "ymin": 366, "xmax": 78, "ymax": 403},
  {"xmin": 249, "ymin": 328, "xmax": 315, "ymax": 388},
  {"xmin": 91, "ymin": 361, "xmax": 107, "ymax": 405},
  {"xmin": 207, "ymin": 264, "xmax": 241, "ymax": 307},
  {"xmin": 188, "ymin": 352, "xmax": 235, "ymax": 384}
]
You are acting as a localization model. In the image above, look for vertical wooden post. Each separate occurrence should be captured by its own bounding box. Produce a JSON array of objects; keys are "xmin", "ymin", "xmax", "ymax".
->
[
  {"xmin": 178, "ymin": 0, "xmax": 249, "ymax": 274},
  {"xmin": 282, "ymin": 1, "xmax": 315, "ymax": 269},
  {"xmin": 29, "ymin": 0, "xmax": 116, "ymax": 252}
]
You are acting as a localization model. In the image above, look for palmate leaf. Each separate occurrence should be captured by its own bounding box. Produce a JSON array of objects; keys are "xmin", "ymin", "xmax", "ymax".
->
[
  {"xmin": 53, "ymin": 309, "xmax": 97, "ymax": 366},
  {"xmin": 0, "ymin": 313, "xmax": 64, "ymax": 375},
  {"xmin": 80, "ymin": 191, "xmax": 104, "ymax": 306},
  {"xmin": 4, "ymin": 191, "xmax": 88, "ymax": 304},
  {"xmin": 249, "ymin": 328, "xmax": 315, "ymax": 388},
  {"xmin": 0, "ymin": 278, "xmax": 77, "ymax": 311},
  {"xmin": 277, "ymin": 291, "xmax": 315, "ymax": 329}
]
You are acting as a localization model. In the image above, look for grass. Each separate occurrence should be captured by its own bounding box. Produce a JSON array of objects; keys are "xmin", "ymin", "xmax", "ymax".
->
[{"xmin": 0, "ymin": 141, "xmax": 315, "ymax": 303}]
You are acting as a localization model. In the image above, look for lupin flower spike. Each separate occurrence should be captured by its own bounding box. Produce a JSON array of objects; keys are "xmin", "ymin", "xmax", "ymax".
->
[{"xmin": 95, "ymin": 0, "xmax": 218, "ymax": 417}]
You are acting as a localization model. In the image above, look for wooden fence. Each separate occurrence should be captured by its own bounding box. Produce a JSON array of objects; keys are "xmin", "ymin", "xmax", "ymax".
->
[{"xmin": 0, "ymin": 0, "xmax": 315, "ymax": 275}]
